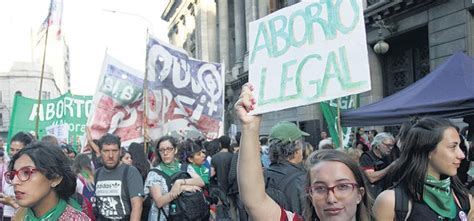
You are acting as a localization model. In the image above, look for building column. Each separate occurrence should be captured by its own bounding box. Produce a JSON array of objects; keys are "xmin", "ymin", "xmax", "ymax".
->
[
  {"xmin": 196, "ymin": 0, "xmax": 217, "ymax": 62},
  {"xmin": 232, "ymin": 0, "xmax": 246, "ymax": 79},
  {"xmin": 245, "ymin": 0, "xmax": 258, "ymax": 47},
  {"xmin": 217, "ymin": 0, "xmax": 231, "ymax": 82},
  {"xmin": 258, "ymin": 0, "xmax": 269, "ymax": 18}
]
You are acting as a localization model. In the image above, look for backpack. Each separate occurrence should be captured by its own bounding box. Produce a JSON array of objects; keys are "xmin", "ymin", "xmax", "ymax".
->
[
  {"xmin": 150, "ymin": 163, "xmax": 210, "ymax": 221},
  {"xmin": 141, "ymin": 193, "xmax": 153, "ymax": 220},
  {"xmin": 209, "ymin": 186, "xmax": 232, "ymax": 220},
  {"xmin": 93, "ymin": 165, "xmax": 130, "ymax": 220},
  {"xmin": 394, "ymin": 185, "xmax": 471, "ymax": 221},
  {"xmin": 264, "ymin": 167, "xmax": 304, "ymax": 211}
]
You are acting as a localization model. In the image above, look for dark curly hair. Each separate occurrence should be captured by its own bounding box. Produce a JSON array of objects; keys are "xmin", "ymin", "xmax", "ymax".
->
[{"xmin": 9, "ymin": 142, "xmax": 76, "ymax": 201}]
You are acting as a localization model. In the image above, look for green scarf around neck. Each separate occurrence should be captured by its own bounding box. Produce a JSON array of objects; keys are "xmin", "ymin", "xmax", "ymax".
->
[
  {"xmin": 191, "ymin": 164, "xmax": 209, "ymax": 184},
  {"xmin": 24, "ymin": 198, "xmax": 67, "ymax": 221},
  {"xmin": 423, "ymin": 175, "xmax": 456, "ymax": 219},
  {"xmin": 160, "ymin": 160, "xmax": 181, "ymax": 176}
]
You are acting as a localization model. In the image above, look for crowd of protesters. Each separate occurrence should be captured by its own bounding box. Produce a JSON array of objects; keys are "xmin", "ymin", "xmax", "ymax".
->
[{"xmin": 0, "ymin": 83, "xmax": 472, "ymax": 220}]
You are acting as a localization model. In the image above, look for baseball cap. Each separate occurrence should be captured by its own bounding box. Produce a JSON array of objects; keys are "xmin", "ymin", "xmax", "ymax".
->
[{"xmin": 269, "ymin": 121, "xmax": 309, "ymax": 142}]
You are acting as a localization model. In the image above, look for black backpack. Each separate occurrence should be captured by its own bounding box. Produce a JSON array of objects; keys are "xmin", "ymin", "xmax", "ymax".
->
[
  {"xmin": 394, "ymin": 185, "xmax": 471, "ymax": 221},
  {"xmin": 150, "ymin": 164, "xmax": 210, "ymax": 221},
  {"xmin": 141, "ymin": 191, "xmax": 153, "ymax": 220},
  {"xmin": 264, "ymin": 167, "xmax": 304, "ymax": 211}
]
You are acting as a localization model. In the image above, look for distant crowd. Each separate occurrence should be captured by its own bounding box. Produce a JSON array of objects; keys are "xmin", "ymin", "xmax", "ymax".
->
[{"xmin": 0, "ymin": 83, "xmax": 472, "ymax": 221}]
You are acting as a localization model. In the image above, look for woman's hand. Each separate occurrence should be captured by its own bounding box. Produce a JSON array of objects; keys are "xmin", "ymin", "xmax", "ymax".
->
[
  {"xmin": 169, "ymin": 182, "xmax": 182, "ymax": 199},
  {"xmin": 180, "ymin": 185, "xmax": 202, "ymax": 193},
  {"xmin": 0, "ymin": 193, "xmax": 19, "ymax": 208},
  {"xmin": 234, "ymin": 83, "xmax": 261, "ymax": 128}
]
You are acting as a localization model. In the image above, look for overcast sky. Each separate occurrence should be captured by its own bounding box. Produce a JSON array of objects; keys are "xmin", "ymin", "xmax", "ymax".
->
[{"xmin": 0, "ymin": 0, "xmax": 169, "ymax": 96}]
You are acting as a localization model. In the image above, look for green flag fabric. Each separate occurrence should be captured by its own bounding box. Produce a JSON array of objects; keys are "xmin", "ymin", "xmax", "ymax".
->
[
  {"xmin": 320, "ymin": 95, "xmax": 359, "ymax": 148},
  {"xmin": 7, "ymin": 93, "xmax": 92, "ymax": 151}
]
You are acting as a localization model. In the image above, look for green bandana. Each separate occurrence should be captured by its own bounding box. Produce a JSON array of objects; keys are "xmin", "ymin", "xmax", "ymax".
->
[
  {"xmin": 160, "ymin": 160, "xmax": 181, "ymax": 176},
  {"xmin": 191, "ymin": 164, "xmax": 209, "ymax": 184},
  {"xmin": 423, "ymin": 175, "xmax": 456, "ymax": 219},
  {"xmin": 24, "ymin": 198, "xmax": 67, "ymax": 221}
]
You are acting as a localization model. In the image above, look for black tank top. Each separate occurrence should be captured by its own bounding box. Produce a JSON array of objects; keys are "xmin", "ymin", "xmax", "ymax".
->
[{"xmin": 407, "ymin": 200, "xmax": 469, "ymax": 221}]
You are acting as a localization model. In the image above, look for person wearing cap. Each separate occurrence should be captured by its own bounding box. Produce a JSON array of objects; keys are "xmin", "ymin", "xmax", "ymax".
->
[{"xmin": 262, "ymin": 121, "xmax": 309, "ymax": 216}]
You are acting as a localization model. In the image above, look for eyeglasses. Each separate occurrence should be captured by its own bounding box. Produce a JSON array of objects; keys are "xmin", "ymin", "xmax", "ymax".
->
[
  {"xmin": 307, "ymin": 183, "xmax": 358, "ymax": 200},
  {"xmin": 381, "ymin": 142, "xmax": 394, "ymax": 148},
  {"xmin": 4, "ymin": 166, "xmax": 43, "ymax": 184},
  {"xmin": 158, "ymin": 147, "xmax": 175, "ymax": 154}
]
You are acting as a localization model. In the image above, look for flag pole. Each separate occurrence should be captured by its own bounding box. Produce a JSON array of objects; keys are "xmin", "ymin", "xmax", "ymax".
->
[
  {"xmin": 337, "ymin": 98, "xmax": 343, "ymax": 149},
  {"xmin": 35, "ymin": 15, "xmax": 51, "ymax": 138},
  {"xmin": 143, "ymin": 28, "xmax": 149, "ymax": 154}
]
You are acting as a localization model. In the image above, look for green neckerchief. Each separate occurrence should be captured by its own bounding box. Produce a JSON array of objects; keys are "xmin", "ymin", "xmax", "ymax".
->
[
  {"xmin": 423, "ymin": 175, "xmax": 456, "ymax": 219},
  {"xmin": 191, "ymin": 164, "xmax": 209, "ymax": 185},
  {"xmin": 67, "ymin": 197, "xmax": 82, "ymax": 212},
  {"xmin": 160, "ymin": 160, "xmax": 181, "ymax": 176},
  {"xmin": 24, "ymin": 198, "xmax": 67, "ymax": 221}
]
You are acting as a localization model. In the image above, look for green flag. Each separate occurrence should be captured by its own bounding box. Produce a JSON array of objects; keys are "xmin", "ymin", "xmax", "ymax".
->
[
  {"xmin": 7, "ymin": 92, "xmax": 92, "ymax": 151},
  {"xmin": 320, "ymin": 95, "xmax": 359, "ymax": 148}
]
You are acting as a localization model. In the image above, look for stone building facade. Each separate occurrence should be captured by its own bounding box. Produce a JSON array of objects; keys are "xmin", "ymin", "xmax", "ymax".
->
[
  {"xmin": 162, "ymin": 0, "xmax": 474, "ymax": 146},
  {"xmin": 0, "ymin": 62, "xmax": 61, "ymax": 139}
]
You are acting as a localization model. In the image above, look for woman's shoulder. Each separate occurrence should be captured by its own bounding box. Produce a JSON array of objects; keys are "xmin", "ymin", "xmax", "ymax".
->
[
  {"xmin": 59, "ymin": 205, "xmax": 91, "ymax": 221},
  {"xmin": 373, "ymin": 189, "xmax": 396, "ymax": 220}
]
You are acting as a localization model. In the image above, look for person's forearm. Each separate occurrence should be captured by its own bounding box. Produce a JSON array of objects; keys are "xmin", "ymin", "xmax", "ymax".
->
[
  {"xmin": 238, "ymin": 122, "xmax": 264, "ymax": 209},
  {"xmin": 365, "ymin": 164, "xmax": 392, "ymax": 183},
  {"xmin": 179, "ymin": 177, "xmax": 204, "ymax": 187},
  {"xmin": 155, "ymin": 192, "xmax": 175, "ymax": 208},
  {"xmin": 130, "ymin": 199, "xmax": 142, "ymax": 221}
]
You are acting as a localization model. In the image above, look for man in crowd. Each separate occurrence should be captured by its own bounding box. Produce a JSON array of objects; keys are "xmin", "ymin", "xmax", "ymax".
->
[
  {"xmin": 359, "ymin": 132, "xmax": 397, "ymax": 198},
  {"xmin": 211, "ymin": 136, "xmax": 235, "ymax": 218},
  {"xmin": 94, "ymin": 133, "xmax": 144, "ymax": 221},
  {"xmin": 264, "ymin": 121, "xmax": 307, "ymax": 215}
]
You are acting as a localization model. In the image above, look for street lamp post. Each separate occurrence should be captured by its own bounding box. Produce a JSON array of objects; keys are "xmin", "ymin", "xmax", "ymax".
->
[{"xmin": 102, "ymin": 9, "xmax": 154, "ymax": 153}]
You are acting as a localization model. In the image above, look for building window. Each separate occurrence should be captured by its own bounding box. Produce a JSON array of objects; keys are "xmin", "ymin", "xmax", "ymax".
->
[
  {"xmin": 0, "ymin": 91, "xmax": 2, "ymax": 103},
  {"xmin": 0, "ymin": 113, "xmax": 3, "ymax": 126}
]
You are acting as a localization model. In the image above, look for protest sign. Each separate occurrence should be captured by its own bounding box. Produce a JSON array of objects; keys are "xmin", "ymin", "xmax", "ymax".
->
[
  {"xmin": 87, "ymin": 40, "xmax": 224, "ymax": 145},
  {"xmin": 248, "ymin": 0, "xmax": 371, "ymax": 114},
  {"xmin": 46, "ymin": 124, "xmax": 69, "ymax": 144},
  {"xmin": 147, "ymin": 37, "xmax": 225, "ymax": 140},
  {"xmin": 320, "ymin": 95, "xmax": 359, "ymax": 148},
  {"xmin": 87, "ymin": 55, "xmax": 149, "ymax": 146},
  {"xmin": 7, "ymin": 93, "xmax": 92, "ymax": 150}
]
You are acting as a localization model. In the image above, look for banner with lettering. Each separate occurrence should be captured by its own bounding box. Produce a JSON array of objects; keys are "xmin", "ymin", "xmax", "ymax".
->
[
  {"xmin": 146, "ymin": 37, "xmax": 225, "ymax": 140},
  {"xmin": 248, "ymin": 1, "xmax": 371, "ymax": 114},
  {"xmin": 87, "ymin": 40, "xmax": 224, "ymax": 146},
  {"xmin": 320, "ymin": 95, "xmax": 359, "ymax": 148},
  {"xmin": 87, "ymin": 55, "xmax": 150, "ymax": 146},
  {"xmin": 7, "ymin": 93, "xmax": 92, "ymax": 150}
]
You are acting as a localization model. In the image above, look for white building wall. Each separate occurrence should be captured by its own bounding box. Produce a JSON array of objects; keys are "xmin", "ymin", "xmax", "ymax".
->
[{"xmin": 0, "ymin": 62, "xmax": 61, "ymax": 138}]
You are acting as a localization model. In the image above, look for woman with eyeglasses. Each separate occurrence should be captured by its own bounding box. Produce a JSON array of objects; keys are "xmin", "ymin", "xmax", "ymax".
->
[
  {"xmin": 144, "ymin": 136, "xmax": 205, "ymax": 221},
  {"xmin": 235, "ymin": 84, "xmax": 372, "ymax": 221},
  {"xmin": 1, "ymin": 131, "xmax": 34, "ymax": 221},
  {"xmin": 7, "ymin": 142, "xmax": 90, "ymax": 220}
]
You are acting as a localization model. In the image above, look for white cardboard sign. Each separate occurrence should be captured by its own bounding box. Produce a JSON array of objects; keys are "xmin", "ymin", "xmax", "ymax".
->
[{"xmin": 248, "ymin": 0, "xmax": 371, "ymax": 114}]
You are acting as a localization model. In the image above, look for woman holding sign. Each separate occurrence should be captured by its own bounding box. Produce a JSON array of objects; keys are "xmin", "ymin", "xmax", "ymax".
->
[{"xmin": 235, "ymin": 83, "xmax": 372, "ymax": 221}]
